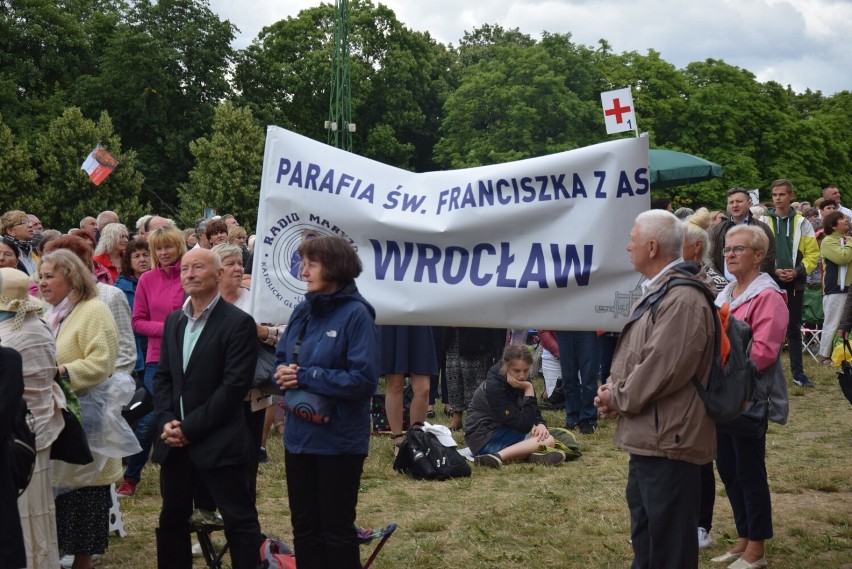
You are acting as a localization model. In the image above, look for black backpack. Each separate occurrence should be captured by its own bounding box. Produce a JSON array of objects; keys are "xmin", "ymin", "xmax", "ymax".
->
[
  {"xmin": 651, "ymin": 277, "xmax": 757, "ymax": 423},
  {"xmin": 10, "ymin": 398, "xmax": 37, "ymax": 496},
  {"xmin": 393, "ymin": 427, "xmax": 471, "ymax": 481}
]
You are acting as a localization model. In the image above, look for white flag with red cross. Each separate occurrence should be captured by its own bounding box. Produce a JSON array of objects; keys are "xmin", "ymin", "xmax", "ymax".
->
[{"xmin": 600, "ymin": 88, "xmax": 636, "ymax": 135}]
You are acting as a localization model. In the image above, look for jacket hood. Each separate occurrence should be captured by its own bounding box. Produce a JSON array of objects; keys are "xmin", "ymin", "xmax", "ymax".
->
[
  {"xmin": 716, "ymin": 272, "xmax": 783, "ymax": 310},
  {"xmin": 305, "ymin": 280, "xmax": 376, "ymax": 319}
]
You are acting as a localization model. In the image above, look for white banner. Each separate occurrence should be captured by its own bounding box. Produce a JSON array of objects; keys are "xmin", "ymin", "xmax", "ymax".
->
[{"xmin": 250, "ymin": 127, "xmax": 650, "ymax": 331}]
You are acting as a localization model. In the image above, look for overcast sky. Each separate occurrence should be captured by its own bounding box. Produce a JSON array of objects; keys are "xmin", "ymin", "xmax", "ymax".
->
[{"xmin": 209, "ymin": 0, "xmax": 850, "ymax": 95}]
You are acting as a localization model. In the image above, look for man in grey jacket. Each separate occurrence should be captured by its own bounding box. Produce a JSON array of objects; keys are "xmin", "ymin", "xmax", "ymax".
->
[{"xmin": 595, "ymin": 210, "xmax": 716, "ymax": 569}]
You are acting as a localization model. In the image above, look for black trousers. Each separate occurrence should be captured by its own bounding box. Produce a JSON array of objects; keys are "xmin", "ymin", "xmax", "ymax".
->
[
  {"xmin": 716, "ymin": 428, "xmax": 773, "ymax": 540},
  {"xmin": 699, "ymin": 461, "xmax": 716, "ymax": 530},
  {"xmin": 285, "ymin": 451, "xmax": 366, "ymax": 569},
  {"xmin": 783, "ymin": 285, "xmax": 805, "ymax": 375},
  {"xmin": 157, "ymin": 447, "xmax": 263, "ymax": 569},
  {"xmin": 626, "ymin": 454, "xmax": 700, "ymax": 569}
]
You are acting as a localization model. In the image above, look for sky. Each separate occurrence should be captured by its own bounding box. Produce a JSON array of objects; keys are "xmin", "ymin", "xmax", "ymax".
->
[{"xmin": 209, "ymin": 0, "xmax": 851, "ymax": 96}]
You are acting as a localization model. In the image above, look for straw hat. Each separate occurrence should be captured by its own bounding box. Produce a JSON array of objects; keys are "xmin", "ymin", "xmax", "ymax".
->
[{"xmin": 0, "ymin": 267, "xmax": 42, "ymax": 329}]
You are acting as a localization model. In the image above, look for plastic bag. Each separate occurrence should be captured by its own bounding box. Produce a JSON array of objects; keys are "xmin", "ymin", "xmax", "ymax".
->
[
  {"xmin": 830, "ymin": 342, "xmax": 852, "ymax": 367},
  {"xmin": 80, "ymin": 372, "xmax": 141, "ymax": 458}
]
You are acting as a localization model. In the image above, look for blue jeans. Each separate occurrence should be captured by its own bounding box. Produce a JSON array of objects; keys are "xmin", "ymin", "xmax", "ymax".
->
[
  {"xmin": 557, "ymin": 331, "xmax": 600, "ymax": 426},
  {"xmin": 124, "ymin": 362, "xmax": 159, "ymax": 483}
]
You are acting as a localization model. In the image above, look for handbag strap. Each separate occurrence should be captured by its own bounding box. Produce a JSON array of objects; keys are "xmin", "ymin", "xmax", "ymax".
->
[{"xmin": 291, "ymin": 315, "xmax": 311, "ymax": 365}]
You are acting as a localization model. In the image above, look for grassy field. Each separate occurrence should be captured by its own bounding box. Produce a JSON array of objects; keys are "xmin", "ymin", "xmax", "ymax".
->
[{"xmin": 99, "ymin": 356, "xmax": 851, "ymax": 568}]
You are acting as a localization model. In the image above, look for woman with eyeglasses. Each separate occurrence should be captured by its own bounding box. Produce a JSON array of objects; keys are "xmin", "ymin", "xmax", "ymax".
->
[
  {"xmin": 92, "ymin": 223, "xmax": 130, "ymax": 284},
  {"xmin": 0, "ymin": 210, "xmax": 36, "ymax": 275},
  {"xmin": 710, "ymin": 225, "xmax": 789, "ymax": 569}
]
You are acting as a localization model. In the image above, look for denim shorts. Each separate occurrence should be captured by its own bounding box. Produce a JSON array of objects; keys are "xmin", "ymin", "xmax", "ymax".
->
[{"xmin": 479, "ymin": 426, "xmax": 529, "ymax": 455}]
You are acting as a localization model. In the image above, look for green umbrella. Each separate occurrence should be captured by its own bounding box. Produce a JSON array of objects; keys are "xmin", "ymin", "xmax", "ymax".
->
[{"xmin": 649, "ymin": 149, "xmax": 723, "ymax": 188}]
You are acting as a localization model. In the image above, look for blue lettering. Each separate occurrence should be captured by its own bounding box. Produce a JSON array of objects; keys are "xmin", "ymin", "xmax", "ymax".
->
[
  {"xmin": 305, "ymin": 163, "xmax": 321, "ymax": 190},
  {"xmin": 336, "ymin": 173, "xmax": 354, "ymax": 195},
  {"xmin": 616, "ymin": 171, "xmax": 635, "ymax": 197},
  {"xmin": 478, "ymin": 180, "xmax": 495, "ymax": 207},
  {"xmin": 276, "ymin": 158, "xmax": 291, "ymax": 184},
  {"xmin": 383, "ymin": 190, "xmax": 400, "ymax": 210},
  {"xmin": 572, "ymin": 174, "xmax": 587, "ymax": 198},
  {"xmin": 594, "ymin": 171, "xmax": 607, "ymax": 198},
  {"xmin": 471, "ymin": 243, "xmax": 495, "ymax": 286},
  {"xmin": 414, "ymin": 243, "xmax": 441, "ymax": 283},
  {"xmin": 518, "ymin": 243, "xmax": 548, "ymax": 288},
  {"xmin": 551, "ymin": 244, "xmax": 593, "ymax": 287},
  {"xmin": 634, "ymin": 168, "xmax": 650, "ymax": 195},
  {"xmin": 442, "ymin": 246, "xmax": 469, "ymax": 285},
  {"xmin": 370, "ymin": 240, "xmax": 413, "ymax": 280},
  {"xmin": 495, "ymin": 242, "xmax": 516, "ymax": 288}
]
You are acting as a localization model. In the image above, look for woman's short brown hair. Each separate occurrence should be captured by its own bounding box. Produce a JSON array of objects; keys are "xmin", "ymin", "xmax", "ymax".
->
[
  {"xmin": 823, "ymin": 211, "xmax": 845, "ymax": 235},
  {"xmin": 298, "ymin": 235, "xmax": 362, "ymax": 283},
  {"xmin": 120, "ymin": 238, "xmax": 150, "ymax": 277},
  {"xmin": 205, "ymin": 219, "xmax": 228, "ymax": 240}
]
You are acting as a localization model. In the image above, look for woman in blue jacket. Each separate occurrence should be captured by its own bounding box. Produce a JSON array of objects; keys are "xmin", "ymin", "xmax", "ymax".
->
[{"xmin": 274, "ymin": 235, "xmax": 379, "ymax": 569}]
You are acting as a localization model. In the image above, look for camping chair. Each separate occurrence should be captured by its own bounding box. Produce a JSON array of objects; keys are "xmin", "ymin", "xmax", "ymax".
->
[
  {"xmin": 802, "ymin": 286, "xmax": 825, "ymax": 362},
  {"xmin": 190, "ymin": 509, "xmax": 228, "ymax": 569},
  {"xmin": 195, "ymin": 513, "xmax": 397, "ymax": 569}
]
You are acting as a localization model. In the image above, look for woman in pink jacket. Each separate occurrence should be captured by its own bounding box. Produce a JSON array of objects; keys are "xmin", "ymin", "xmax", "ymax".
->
[
  {"xmin": 117, "ymin": 226, "xmax": 187, "ymax": 497},
  {"xmin": 711, "ymin": 225, "xmax": 789, "ymax": 569}
]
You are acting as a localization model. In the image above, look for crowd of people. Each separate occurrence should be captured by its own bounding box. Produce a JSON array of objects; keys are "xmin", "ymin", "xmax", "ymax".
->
[{"xmin": 0, "ymin": 179, "xmax": 847, "ymax": 569}]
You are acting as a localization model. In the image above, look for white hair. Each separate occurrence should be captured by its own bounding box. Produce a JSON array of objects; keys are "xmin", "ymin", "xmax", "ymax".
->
[{"xmin": 635, "ymin": 210, "xmax": 683, "ymax": 259}]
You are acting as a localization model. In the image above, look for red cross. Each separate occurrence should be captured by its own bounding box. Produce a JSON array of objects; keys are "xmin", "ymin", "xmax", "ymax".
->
[{"xmin": 604, "ymin": 98, "xmax": 632, "ymax": 124}]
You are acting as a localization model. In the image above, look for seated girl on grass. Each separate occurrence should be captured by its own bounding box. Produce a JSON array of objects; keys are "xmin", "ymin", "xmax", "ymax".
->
[{"xmin": 464, "ymin": 344, "xmax": 566, "ymax": 468}]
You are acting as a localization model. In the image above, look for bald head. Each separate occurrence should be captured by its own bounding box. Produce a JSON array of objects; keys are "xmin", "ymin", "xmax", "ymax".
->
[
  {"xmin": 181, "ymin": 247, "xmax": 222, "ymax": 303},
  {"xmin": 96, "ymin": 210, "xmax": 119, "ymax": 231},
  {"xmin": 79, "ymin": 216, "xmax": 97, "ymax": 232}
]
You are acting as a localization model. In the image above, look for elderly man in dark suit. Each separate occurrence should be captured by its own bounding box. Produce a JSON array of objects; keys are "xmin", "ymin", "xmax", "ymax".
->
[{"xmin": 152, "ymin": 247, "xmax": 263, "ymax": 569}]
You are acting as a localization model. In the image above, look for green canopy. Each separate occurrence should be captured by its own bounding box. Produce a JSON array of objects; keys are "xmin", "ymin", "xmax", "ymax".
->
[{"xmin": 649, "ymin": 149, "xmax": 723, "ymax": 188}]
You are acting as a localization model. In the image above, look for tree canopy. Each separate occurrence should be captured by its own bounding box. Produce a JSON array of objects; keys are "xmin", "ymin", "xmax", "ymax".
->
[{"xmin": 1, "ymin": 0, "xmax": 850, "ymax": 230}]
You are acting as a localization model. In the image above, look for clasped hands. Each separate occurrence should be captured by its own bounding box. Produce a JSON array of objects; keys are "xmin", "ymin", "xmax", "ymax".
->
[
  {"xmin": 161, "ymin": 420, "xmax": 189, "ymax": 447},
  {"xmin": 594, "ymin": 384, "xmax": 618, "ymax": 418},
  {"xmin": 274, "ymin": 363, "xmax": 300, "ymax": 390}
]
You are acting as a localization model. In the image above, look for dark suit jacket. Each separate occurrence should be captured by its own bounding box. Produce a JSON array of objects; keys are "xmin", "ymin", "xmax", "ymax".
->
[
  {"xmin": 151, "ymin": 299, "xmax": 257, "ymax": 470},
  {"xmin": 0, "ymin": 346, "xmax": 26, "ymax": 569}
]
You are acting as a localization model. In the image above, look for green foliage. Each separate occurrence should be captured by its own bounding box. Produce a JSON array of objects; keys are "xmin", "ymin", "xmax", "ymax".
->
[
  {"xmin": 177, "ymin": 102, "xmax": 264, "ymax": 231},
  {"xmin": 0, "ymin": 115, "xmax": 38, "ymax": 212},
  {"xmin": 435, "ymin": 30, "xmax": 599, "ymax": 168},
  {"xmin": 28, "ymin": 107, "xmax": 144, "ymax": 231},
  {"xmin": 1, "ymin": 1, "xmax": 851, "ymax": 218}
]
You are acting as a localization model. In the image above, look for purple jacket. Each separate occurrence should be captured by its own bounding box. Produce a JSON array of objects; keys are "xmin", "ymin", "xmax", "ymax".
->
[{"xmin": 132, "ymin": 263, "xmax": 184, "ymax": 364}]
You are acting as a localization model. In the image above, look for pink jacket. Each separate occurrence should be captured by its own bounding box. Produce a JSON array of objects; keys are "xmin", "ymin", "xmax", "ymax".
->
[{"xmin": 132, "ymin": 263, "xmax": 184, "ymax": 364}]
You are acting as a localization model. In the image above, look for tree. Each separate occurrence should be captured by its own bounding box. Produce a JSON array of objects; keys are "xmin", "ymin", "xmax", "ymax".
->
[
  {"xmin": 177, "ymin": 102, "xmax": 264, "ymax": 231},
  {"xmin": 28, "ymin": 107, "xmax": 144, "ymax": 231},
  {"xmin": 70, "ymin": 0, "xmax": 236, "ymax": 209},
  {"xmin": 233, "ymin": 0, "xmax": 456, "ymax": 171},
  {"xmin": 434, "ymin": 29, "xmax": 599, "ymax": 168},
  {"xmin": 0, "ymin": 114, "xmax": 38, "ymax": 212}
]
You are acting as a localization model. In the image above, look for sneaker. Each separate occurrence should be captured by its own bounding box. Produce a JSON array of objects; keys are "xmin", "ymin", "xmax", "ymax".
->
[
  {"xmin": 697, "ymin": 527, "xmax": 713, "ymax": 549},
  {"xmin": 474, "ymin": 454, "xmax": 502, "ymax": 468},
  {"xmin": 116, "ymin": 479, "xmax": 138, "ymax": 498},
  {"xmin": 258, "ymin": 447, "xmax": 269, "ymax": 464},
  {"xmin": 792, "ymin": 373, "xmax": 815, "ymax": 388},
  {"xmin": 565, "ymin": 422, "xmax": 578, "ymax": 431},
  {"xmin": 578, "ymin": 421, "xmax": 597, "ymax": 435},
  {"xmin": 526, "ymin": 449, "xmax": 566, "ymax": 466}
]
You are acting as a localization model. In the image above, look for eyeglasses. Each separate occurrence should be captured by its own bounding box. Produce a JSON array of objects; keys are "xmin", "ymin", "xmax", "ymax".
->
[
  {"xmin": 722, "ymin": 245, "xmax": 753, "ymax": 256},
  {"xmin": 12, "ymin": 220, "xmax": 32, "ymax": 227}
]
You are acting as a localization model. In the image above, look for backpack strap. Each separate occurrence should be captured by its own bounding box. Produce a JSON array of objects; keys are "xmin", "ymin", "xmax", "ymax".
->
[{"xmin": 648, "ymin": 277, "xmax": 723, "ymax": 396}]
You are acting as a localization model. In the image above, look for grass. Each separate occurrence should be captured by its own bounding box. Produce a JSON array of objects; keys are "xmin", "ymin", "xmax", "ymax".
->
[{"xmin": 99, "ymin": 355, "xmax": 851, "ymax": 568}]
